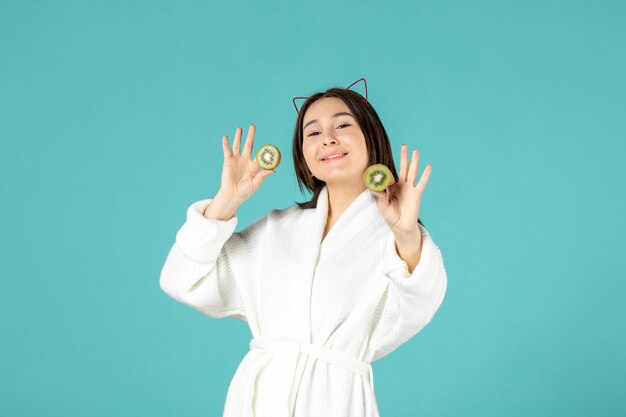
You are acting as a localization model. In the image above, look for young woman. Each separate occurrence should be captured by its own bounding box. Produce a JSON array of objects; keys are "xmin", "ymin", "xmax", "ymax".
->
[{"xmin": 160, "ymin": 79, "xmax": 448, "ymax": 417}]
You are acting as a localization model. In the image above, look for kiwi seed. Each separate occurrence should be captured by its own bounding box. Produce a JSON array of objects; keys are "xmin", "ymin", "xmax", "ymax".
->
[
  {"xmin": 364, "ymin": 164, "xmax": 392, "ymax": 191},
  {"xmin": 255, "ymin": 144, "xmax": 281, "ymax": 170}
]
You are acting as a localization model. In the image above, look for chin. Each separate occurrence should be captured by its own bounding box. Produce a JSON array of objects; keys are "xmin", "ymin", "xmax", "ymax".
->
[{"xmin": 317, "ymin": 174, "xmax": 363, "ymax": 185}]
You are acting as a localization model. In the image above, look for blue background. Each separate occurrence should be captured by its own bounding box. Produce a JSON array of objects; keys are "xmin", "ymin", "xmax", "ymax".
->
[{"xmin": 1, "ymin": 0, "xmax": 624, "ymax": 416}]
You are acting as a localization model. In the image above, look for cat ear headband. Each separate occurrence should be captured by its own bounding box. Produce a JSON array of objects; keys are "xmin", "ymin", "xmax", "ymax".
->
[{"xmin": 292, "ymin": 77, "xmax": 369, "ymax": 114}]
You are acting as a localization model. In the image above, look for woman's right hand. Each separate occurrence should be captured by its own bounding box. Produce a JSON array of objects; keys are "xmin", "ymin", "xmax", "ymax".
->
[
  {"xmin": 206, "ymin": 124, "xmax": 274, "ymax": 220},
  {"xmin": 204, "ymin": 124, "xmax": 274, "ymax": 220}
]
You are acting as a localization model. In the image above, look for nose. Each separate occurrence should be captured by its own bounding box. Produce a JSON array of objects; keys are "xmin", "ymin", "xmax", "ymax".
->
[{"xmin": 323, "ymin": 136, "xmax": 338, "ymax": 146}]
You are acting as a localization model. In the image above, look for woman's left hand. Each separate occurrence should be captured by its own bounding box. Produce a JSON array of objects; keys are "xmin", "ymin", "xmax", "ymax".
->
[{"xmin": 370, "ymin": 144, "xmax": 432, "ymax": 238}]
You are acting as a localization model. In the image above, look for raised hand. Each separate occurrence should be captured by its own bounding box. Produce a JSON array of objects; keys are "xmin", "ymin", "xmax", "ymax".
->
[
  {"xmin": 370, "ymin": 144, "xmax": 432, "ymax": 236},
  {"xmin": 218, "ymin": 124, "xmax": 274, "ymax": 204},
  {"xmin": 204, "ymin": 124, "xmax": 274, "ymax": 220}
]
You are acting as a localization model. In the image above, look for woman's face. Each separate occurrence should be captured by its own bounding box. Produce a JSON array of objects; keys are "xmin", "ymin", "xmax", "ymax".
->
[{"xmin": 301, "ymin": 97, "xmax": 369, "ymax": 187}]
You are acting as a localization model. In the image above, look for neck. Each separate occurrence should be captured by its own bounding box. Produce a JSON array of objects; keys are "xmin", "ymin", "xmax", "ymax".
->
[{"xmin": 325, "ymin": 180, "xmax": 367, "ymax": 220}]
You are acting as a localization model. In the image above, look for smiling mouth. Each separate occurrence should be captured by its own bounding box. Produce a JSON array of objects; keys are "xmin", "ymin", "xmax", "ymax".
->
[{"xmin": 321, "ymin": 153, "xmax": 349, "ymax": 162}]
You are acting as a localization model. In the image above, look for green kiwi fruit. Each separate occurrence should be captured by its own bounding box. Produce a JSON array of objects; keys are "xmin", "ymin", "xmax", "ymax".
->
[
  {"xmin": 255, "ymin": 144, "xmax": 281, "ymax": 170},
  {"xmin": 364, "ymin": 164, "xmax": 392, "ymax": 191}
]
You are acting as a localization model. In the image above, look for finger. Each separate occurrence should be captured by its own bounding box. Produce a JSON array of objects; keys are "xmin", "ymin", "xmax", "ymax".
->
[
  {"xmin": 416, "ymin": 163, "xmax": 432, "ymax": 194},
  {"xmin": 370, "ymin": 190, "xmax": 386, "ymax": 199},
  {"xmin": 408, "ymin": 149, "xmax": 419, "ymax": 186},
  {"xmin": 370, "ymin": 190, "xmax": 388, "ymax": 204},
  {"xmin": 381, "ymin": 177, "xmax": 397, "ymax": 199},
  {"xmin": 233, "ymin": 127, "xmax": 242, "ymax": 155},
  {"xmin": 399, "ymin": 144, "xmax": 408, "ymax": 182},
  {"xmin": 371, "ymin": 190, "xmax": 391, "ymax": 212},
  {"xmin": 242, "ymin": 123, "xmax": 255, "ymax": 159},
  {"xmin": 252, "ymin": 168, "xmax": 274, "ymax": 190},
  {"xmin": 222, "ymin": 135, "xmax": 232, "ymax": 158}
]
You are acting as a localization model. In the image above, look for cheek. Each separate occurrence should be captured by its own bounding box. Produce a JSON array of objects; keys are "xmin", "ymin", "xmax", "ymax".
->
[{"xmin": 302, "ymin": 144, "xmax": 316, "ymax": 164}]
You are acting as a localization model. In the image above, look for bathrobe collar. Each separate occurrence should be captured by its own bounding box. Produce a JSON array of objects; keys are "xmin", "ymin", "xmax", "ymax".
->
[
  {"xmin": 259, "ymin": 184, "xmax": 386, "ymax": 344},
  {"xmin": 310, "ymin": 184, "xmax": 385, "ymax": 270}
]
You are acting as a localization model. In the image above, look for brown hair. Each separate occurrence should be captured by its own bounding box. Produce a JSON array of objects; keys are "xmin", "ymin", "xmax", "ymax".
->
[{"xmin": 291, "ymin": 86, "xmax": 424, "ymax": 226}]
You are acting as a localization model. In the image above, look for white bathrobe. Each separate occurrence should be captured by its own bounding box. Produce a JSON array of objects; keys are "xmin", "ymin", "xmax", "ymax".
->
[{"xmin": 160, "ymin": 184, "xmax": 447, "ymax": 417}]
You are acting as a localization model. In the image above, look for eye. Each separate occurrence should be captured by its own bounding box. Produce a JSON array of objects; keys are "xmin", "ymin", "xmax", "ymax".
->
[{"xmin": 306, "ymin": 123, "xmax": 350, "ymax": 137}]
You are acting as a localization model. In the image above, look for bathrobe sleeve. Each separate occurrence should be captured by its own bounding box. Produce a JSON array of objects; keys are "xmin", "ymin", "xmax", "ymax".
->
[
  {"xmin": 159, "ymin": 198, "xmax": 267, "ymax": 322},
  {"xmin": 370, "ymin": 223, "xmax": 448, "ymax": 361}
]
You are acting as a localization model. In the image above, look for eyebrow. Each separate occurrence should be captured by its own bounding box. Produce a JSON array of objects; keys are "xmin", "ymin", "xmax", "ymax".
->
[{"xmin": 303, "ymin": 112, "xmax": 355, "ymax": 130}]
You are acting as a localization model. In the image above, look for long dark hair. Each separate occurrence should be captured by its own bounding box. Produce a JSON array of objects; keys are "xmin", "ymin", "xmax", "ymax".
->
[{"xmin": 291, "ymin": 86, "xmax": 424, "ymax": 227}]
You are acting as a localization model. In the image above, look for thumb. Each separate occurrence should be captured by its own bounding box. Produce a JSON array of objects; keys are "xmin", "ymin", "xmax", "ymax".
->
[
  {"xmin": 252, "ymin": 168, "xmax": 275, "ymax": 189},
  {"xmin": 370, "ymin": 190, "xmax": 387, "ymax": 200},
  {"xmin": 370, "ymin": 189, "xmax": 390, "ymax": 210}
]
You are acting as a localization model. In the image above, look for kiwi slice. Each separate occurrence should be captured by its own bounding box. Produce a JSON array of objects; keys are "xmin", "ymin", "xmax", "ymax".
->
[
  {"xmin": 255, "ymin": 144, "xmax": 281, "ymax": 170},
  {"xmin": 364, "ymin": 164, "xmax": 392, "ymax": 191}
]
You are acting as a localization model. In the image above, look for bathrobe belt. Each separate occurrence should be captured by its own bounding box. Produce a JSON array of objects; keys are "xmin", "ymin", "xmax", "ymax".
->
[{"xmin": 248, "ymin": 335, "xmax": 374, "ymax": 417}]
